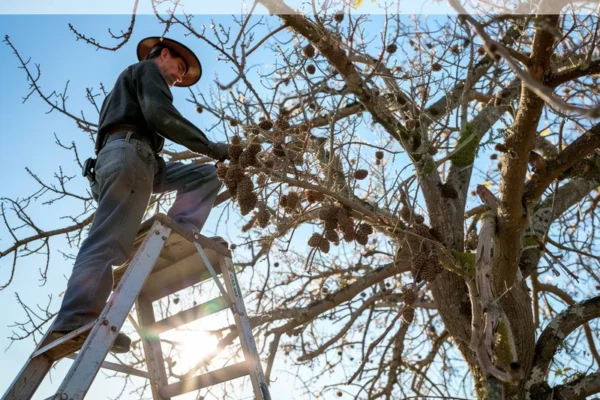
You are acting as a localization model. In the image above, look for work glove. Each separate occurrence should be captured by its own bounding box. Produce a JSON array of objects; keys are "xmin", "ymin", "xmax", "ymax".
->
[{"xmin": 211, "ymin": 142, "xmax": 232, "ymax": 161}]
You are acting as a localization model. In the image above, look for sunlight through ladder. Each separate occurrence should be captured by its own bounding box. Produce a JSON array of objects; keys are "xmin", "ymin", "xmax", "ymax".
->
[{"xmin": 2, "ymin": 214, "xmax": 271, "ymax": 400}]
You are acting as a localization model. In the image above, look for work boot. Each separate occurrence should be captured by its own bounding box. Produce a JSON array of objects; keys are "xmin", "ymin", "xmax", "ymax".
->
[{"xmin": 51, "ymin": 330, "xmax": 132, "ymax": 354}]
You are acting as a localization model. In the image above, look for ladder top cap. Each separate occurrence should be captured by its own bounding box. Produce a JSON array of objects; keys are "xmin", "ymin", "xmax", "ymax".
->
[{"xmin": 140, "ymin": 214, "xmax": 232, "ymax": 258}]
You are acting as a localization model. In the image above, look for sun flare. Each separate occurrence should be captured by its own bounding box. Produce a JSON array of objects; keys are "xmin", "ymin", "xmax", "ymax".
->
[{"xmin": 161, "ymin": 320, "xmax": 220, "ymax": 374}]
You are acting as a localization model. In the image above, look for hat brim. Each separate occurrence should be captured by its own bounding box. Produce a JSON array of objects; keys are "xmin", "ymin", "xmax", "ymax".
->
[{"xmin": 137, "ymin": 36, "xmax": 202, "ymax": 87}]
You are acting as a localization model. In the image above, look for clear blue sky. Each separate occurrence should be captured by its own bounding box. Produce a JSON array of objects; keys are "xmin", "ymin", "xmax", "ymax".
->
[{"xmin": 0, "ymin": 0, "xmax": 456, "ymax": 15}]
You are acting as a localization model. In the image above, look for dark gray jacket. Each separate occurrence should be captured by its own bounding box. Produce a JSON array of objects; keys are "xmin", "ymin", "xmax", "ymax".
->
[{"xmin": 96, "ymin": 60, "xmax": 216, "ymax": 157}]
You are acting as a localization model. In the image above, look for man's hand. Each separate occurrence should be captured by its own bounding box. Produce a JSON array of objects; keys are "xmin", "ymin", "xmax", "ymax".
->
[{"xmin": 211, "ymin": 142, "xmax": 231, "ymax": 161}]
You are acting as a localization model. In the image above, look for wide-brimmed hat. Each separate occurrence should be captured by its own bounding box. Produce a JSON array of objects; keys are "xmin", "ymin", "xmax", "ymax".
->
[{"xmin": 137, "ymin": 36, "xmax": 202, "ymax": 87}]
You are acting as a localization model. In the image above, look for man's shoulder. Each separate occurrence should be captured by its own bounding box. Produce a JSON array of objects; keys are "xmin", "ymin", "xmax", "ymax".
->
[{"xmin": 126, "ymin": 60, "xmax": 159, "ymax": 75}]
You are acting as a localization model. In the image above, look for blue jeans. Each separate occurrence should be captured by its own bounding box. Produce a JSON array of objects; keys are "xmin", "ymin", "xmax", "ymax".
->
[{"xmin": 52, "ymin": 135, "xmax": 222, "ymax": 331}]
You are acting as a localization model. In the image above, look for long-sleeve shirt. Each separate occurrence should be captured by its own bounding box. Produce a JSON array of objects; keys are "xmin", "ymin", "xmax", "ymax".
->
[{"xmin": 96, "ymin": 60, "xmax": 217, "ymax": 158}]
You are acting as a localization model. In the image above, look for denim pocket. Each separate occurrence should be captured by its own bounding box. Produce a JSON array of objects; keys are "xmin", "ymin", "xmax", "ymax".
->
[
  {"xmin": 95, "ymin": 141, "xmax": 128, "ymax": 180},
  {"xmin": 135, "ymin": 141, "xmax": 155, "ymax": 165}
]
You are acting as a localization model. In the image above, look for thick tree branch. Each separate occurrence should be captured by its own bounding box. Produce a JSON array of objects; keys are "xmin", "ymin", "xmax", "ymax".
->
[
  {"xmin": 535, "ymin": 282, "xmax": 600, "ymax": 367},
  {"xmin": 520, "ymin": 179, "xmax": 599, "ymax": 278},
  {"xmin": 0, "ymin": 213, "xmax": 94, "ymax": 260},
  {"xmin": 526, "ymin": 296, "xmax": 600, "ymax": 393},
  {"xmin": 523, "ymin": 122, "xmax": 600, "ymax": 204},
  {"xmin": 451, "ymin": 5, "xmax": 600, "ymax": 118},
  {"xmin": 553, "ymin": 370, "xmax": 600, "ymax": 400},
  {"xmin": 548, "ymin": 59, "xmax": 600, "ymax": 87}
]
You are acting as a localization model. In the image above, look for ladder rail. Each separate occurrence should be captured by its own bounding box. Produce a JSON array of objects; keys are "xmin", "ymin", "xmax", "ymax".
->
[
  {"xmin": 1, "ymin": 353, "xmax": 53, "ymax": 400},
  {"xmin": 219, "ymin": 256, "xmax": 272, "ymax": 400}
]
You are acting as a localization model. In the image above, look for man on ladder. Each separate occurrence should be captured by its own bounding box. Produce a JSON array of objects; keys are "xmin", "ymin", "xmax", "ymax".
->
[{"xmin": 51, "ymin": 36, "xmax": 231, "ymax": 353}]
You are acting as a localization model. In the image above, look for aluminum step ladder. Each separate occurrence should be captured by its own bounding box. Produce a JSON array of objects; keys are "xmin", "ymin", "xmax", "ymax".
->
[{"xmin": 3, "ymin": 214, "xmax": 271, "ymax": 400}]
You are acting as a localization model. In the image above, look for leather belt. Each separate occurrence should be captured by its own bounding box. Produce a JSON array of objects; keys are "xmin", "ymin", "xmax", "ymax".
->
[
  {"xmin": 105, "ymin": 124, "xmax": 141, "ymax": 136},
  {"xmin": 99, "ymin": 124, "xmax": 154, "ymax": 153},
  {"xmin": 105, "ymin": 131, "xmax": 152, "ymax": 148}
]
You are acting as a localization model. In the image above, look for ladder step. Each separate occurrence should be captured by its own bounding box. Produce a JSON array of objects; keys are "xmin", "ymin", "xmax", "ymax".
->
[
  {"xmin": 142, "ymin": 253, "xmax": 224, "ymax": 301},
  {"xmin": 159, "ymin": 361, "xmax": 249, "ymax": 398},
  {"xmin": 147, "ymin": 296, "xmax": 229, "ymax": 335},
  {"xmin": 64, "ymin": 353, "xmax": 151, "ymax": 379},
  {"xmin": 113, "ymin": 216, "xmax": 230, "ymax": 302},
  {"xmin": 31, "ymin": 321, "xmax": 96, "ymax": 361}
]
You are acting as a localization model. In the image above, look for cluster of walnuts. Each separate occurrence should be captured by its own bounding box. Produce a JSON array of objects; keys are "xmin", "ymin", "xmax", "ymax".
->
[
  {"xmin": 242, "ymin": 204, "xmax": 270, "ymax": 232},
  {"xmin": 307, "ymin": 204, "xmax": 374, "ymax": 253},
  {"xmin": 276, "ymin": 188, "xmax": 324, "ymax": 216},
  {"xmin": 408, "ymin": 219, "xmax": 444, "ymax": 283},
  {"xmin": 217, "ymin": 115, "xmax": 381, "ymax": 247},
  {"xmin": 246, "ymin": 115, "xmax": 307, "ymax": 166},
  {"xmin": 280, "ymin": 191, "xmax": 303, "ymax": 214},
  {"xmin": 401, "ymin": 285, "xmax": 417, "ymax": 323},
  {"xmin": 399, "ymin": 199, "xmax": 445, "ymax": 283},
  {"xmin": 216, "ymin": 135, "xmax": 262, "ymax": 216},
  {"xmin": 216, "ymin": 114, "xmax": 323, "ymax": 232},
  {"xmin": 410, "ymin": 247, "xmax": 444, "ymax": 283}
]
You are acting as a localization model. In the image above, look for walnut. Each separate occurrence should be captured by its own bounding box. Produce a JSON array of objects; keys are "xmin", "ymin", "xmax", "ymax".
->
[
  {"xmin": 353, "ymin": 169, "xmax": 368, "ymax": 180},
  {"xmin": 303, "ymin": 44, "xmax": 316, "ymax": 58},
  {"xmin": 259, "ymin": 119, "xmax": 273, "ymax": 131},
  {"xmin": 305, "ymin": 189, "xmax": 324, "ymax": 203},
  {"xmin": 238, "ymin": 191, "xmax": 258, "ymax": 216},
  {"xmin": 257, "ymin": 206, "xmax": 270, "ymax": 228},
  {"xmin": 228, "ymin": 144, "xmax": 243, "ymax": 163}
]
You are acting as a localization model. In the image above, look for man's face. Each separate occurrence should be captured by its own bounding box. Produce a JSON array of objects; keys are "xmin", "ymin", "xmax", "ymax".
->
[{"xmin": 158, "ymin": 48, "xmax": 187, "ymax": 87}]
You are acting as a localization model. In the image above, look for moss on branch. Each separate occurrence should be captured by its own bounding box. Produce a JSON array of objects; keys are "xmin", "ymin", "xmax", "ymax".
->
[
  {"xmin": 450, "ymin": 123, "xmax": 479, "ymax": 167},
  {"xmin": 450, "ymin": 250, "xmax": 476, "ymax": 279}
]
